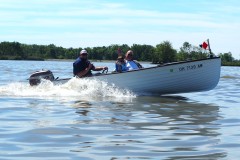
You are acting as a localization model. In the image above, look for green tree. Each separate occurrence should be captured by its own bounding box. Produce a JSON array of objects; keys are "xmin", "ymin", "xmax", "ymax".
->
[
  {"xmin": 177, "ymin": 42, "xmax": 191, "ymax": 61},
  {"xmin": 130, "ymin": 44, "xmax": 154, "ymax": 61},
  {"xmin": 177, "ymin": 42, "xmax": 208, "ymax": 61},
  {"xmin": 219, "ymin": 52, "xmax": 234, "ymax": 62},
  {"xmin": 153, "ymin": 41, "xmax": 177, "ymax": 63},
  {"xmin": 1, "ymin": 41, "xmax": 239, "ymax": 66},
  {"xmin": 46, "ymin": 44, "xmax": 57, "ymax": 59},
  {"xmin": 0, "ymin": 41, "xmax": 24, "ymax": 59}
]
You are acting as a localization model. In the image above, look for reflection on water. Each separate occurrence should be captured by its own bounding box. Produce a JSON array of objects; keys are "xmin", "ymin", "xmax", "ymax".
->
[
  {"xmin": 0, "ymin": 95, "xmax": 225, "ymax": 159},
  {"xmin": 68, "ymin": 96, "xmax": 226, "ymax": 160}
]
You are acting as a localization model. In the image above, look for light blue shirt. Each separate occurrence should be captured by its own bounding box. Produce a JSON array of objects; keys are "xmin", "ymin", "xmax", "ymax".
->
[{"xmin": 126, "ymin": 60, "xmax": 139, "ymax": 70}]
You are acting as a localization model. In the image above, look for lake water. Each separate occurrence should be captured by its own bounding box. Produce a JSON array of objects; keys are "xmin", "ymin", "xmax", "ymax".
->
[{"xmin": 0, "ymin": 60, "xmax": 239, "ymax": 160}]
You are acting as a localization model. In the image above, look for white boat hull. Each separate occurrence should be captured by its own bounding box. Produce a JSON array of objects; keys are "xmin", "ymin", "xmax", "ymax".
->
[
  {"xmin": 93, "ymin": 57, "xmax": 221, "ymax": 94},
  {"xmin": 51, "ymin": 57, "xmax": 221, "ymax": 95}
]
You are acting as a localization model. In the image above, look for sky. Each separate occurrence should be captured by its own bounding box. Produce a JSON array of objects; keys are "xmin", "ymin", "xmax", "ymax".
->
[{"xmin": 1, "ymin": 0, "xmax": 240, "ymax": 59}]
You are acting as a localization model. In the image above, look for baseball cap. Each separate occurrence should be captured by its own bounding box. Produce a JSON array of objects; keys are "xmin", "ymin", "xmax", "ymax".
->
[
  {"xmin": 117, "ymin": 55, "xmax": 123, "ymax": 59},
  {"xmin": 80, "ymin": 49, "xmax": 88, "ymax": 54}
]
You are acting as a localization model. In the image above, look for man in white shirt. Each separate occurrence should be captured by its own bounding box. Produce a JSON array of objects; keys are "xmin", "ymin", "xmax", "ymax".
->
[{"xmin": 125, "ymin": 50, "xmax": 143, "ymax": 71}]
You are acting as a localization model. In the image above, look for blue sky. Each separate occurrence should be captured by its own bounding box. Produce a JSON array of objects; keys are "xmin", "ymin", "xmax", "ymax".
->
[{"xmin": 1, "ymin": 0, "xmax": 240, "ymax": 59}]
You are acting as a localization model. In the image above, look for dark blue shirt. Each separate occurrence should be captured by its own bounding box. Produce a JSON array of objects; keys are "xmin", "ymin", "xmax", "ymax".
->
[{"xmin": 73, "ymin": 57, "xmax": 95, "ymax": 76}]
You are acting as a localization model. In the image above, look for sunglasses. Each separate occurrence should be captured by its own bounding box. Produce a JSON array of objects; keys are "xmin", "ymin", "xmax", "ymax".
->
[
  {"xmin": 127, "ymin": 54, "xmax": 133, "ymax": 56},
  {"xmin": 81, "ymin": 54, "xmax": 88, "ymax": 56}
]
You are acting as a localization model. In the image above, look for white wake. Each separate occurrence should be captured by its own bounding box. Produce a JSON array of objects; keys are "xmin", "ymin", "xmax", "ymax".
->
[{"xmin": 0, "ymin": 77, "xmax": 136, "ymax": 99}]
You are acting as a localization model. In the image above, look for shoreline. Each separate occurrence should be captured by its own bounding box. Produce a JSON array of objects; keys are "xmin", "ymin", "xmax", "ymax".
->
[{"xmin": 1, "ymin": 58, "xmax": 239, "ymax": 66}]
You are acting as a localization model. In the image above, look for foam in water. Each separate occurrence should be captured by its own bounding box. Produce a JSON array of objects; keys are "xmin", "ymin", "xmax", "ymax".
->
[{"xmin": 0, "ymin": 77, "xmax": 136, "ymax": 98}]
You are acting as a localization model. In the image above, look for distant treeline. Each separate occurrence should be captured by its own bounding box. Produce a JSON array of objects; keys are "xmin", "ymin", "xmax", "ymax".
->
[{"xmin": 0, "ymin": 41, "xmax": 239, "ymax": 66}]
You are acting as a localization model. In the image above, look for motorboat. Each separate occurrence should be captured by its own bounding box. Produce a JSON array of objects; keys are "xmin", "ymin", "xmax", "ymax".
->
[{"xmin": 29, "ymin": 57, "xmax": 221, "ymax": 95}]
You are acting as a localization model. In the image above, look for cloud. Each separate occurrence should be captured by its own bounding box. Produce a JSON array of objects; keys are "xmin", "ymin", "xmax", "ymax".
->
[
  {"xmin": 0, "ymin": 0, "xmax": 234, "ymax": 29},
  {"xmin": 0, "ymin": 0, "xmax": 240, "ymax": 59}
]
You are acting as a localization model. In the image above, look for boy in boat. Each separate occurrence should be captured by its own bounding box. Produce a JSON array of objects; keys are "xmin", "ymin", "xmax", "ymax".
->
[
  {"xmin": 73, "ymin": 49, "xmax": 108, "ymax": 77},
  {"xmin": 125, "ymin": 50, "xmax": 143, "ymax": 70},
  {"xmin": 115, "ymin": 55, "xmax": 127, "ymax": 72}
]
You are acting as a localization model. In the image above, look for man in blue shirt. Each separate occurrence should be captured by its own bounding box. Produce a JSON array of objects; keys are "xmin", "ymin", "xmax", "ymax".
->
[{"xmin": 73, "ymin": 49, "xmax": 108, "ymax": 77}]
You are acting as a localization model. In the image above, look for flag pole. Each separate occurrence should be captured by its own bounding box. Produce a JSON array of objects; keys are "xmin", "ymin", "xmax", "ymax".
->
[{"xmin": 207, "ymin": 39, "xmax": 213, "ymax": 58}]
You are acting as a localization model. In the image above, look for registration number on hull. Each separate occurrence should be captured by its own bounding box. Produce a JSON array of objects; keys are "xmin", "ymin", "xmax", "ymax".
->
[{"xmin": 179, "ymin": 64, "xmax": 203, "ymax": 72}]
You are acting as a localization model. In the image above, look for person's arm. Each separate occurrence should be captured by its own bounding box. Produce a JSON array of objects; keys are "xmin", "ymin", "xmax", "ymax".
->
[
  {"xmin": 93, "ymin": 66, "xmax": 108, "ymax": 71},
  {"xmin": 76, "ymin": 64, "xmax": 93, "ymax": 77}
]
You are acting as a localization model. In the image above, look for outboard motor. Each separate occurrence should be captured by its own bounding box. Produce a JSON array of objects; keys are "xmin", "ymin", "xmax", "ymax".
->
[{"xmin": 29, "ymin": 70, "xmax": 55, "ymax": 86}]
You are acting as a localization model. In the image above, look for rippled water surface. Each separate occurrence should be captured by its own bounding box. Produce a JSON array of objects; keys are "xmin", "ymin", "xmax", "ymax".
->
[{"xmin": 0, "ymin": 60, "xmax": 239, "ymax": 160}]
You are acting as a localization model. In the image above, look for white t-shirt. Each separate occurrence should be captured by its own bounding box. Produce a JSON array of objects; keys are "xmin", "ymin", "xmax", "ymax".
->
[{"xmin": 126, "ymin": 60, "xmax": 139, "ymax": 70}]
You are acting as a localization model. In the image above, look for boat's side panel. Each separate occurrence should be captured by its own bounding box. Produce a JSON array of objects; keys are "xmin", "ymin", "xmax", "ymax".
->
[
  {"xmin": 52, "ymin": 58, "xmax": 221, "ymax": 94},
  {"xmin": 95, "ymin": 58, "xmax": 221, "ymax": 94}
]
